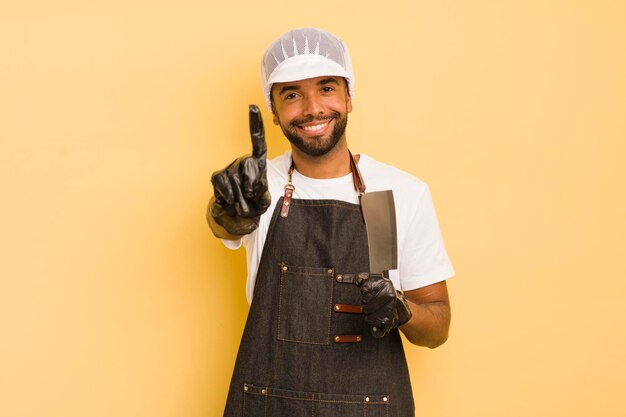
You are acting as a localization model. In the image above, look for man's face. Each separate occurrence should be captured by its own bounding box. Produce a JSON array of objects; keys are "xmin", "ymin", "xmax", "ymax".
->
[{"xmin": 271, "ymin": 76, "xmax": 353, "ymax": 157}]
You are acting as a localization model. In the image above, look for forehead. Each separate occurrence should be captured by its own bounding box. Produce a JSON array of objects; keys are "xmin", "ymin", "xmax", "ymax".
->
[{"xmin": 271, "ymin": 76, "xmax": 346, "ymax": 94}]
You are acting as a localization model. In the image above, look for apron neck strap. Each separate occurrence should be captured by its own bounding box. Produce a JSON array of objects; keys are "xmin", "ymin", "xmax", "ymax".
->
[
  {"xmin": 283, "ymin": 150, "xmax": 367, "ymax": 221},
  {"xmin": 349, "ymin": 150, "xmax": 366, "ymax": 196},
  {"xmin": 287, "ymin": 150, "xmax": 367, "ymax": 195}
]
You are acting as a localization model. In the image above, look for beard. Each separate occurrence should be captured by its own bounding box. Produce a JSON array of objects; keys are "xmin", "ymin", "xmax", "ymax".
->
[{"xmin": 279, "ymin": 112, "xmax": 348, "ymax": 157}]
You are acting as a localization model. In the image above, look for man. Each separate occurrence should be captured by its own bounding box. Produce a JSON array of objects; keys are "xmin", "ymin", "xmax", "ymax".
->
[{"xmin": 208, "ymin": 28, "xmax": 454, "ymax": 417}]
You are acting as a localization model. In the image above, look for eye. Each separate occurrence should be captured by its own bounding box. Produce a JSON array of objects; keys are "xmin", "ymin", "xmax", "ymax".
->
[
  {"xmin": 283, "ymin": 92, "xmax": 299, "ymax": 101},
  {"xmin": 321, "ymin": 86, "xmax": 335, "ymax": 93}
]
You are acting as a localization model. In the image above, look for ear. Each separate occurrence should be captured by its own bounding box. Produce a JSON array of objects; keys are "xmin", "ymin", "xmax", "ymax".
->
[
  {"xmin": 270, "ymin": 93, "xmax": 281, "ymax": 125},
  {"xmin": 346, "ymin": 89, "xmax": 353, "ymax": 113},
  {"xmin": 343, "ymin": 78, "xmax": 353, "ymax": 113}
]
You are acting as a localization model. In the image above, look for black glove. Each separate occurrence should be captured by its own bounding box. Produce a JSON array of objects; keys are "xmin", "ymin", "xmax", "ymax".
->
[
  {"xmin": 209, "ymin": 105, "xmax": 272, "ymax": 236},
  {"xmin": 354, "ymin": 272, "xmax": 413, "ymax": 338}
]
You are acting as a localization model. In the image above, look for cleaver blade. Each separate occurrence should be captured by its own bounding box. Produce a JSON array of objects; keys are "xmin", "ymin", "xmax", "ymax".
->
[{"xmin": 360, "ymin": 190, "xmax": 398, "ymax": 274}]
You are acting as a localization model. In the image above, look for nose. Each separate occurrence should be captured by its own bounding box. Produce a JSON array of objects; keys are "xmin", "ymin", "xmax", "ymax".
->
[{"xmin": 302, "ymin": 94, "xmax": 324, "ymax": 117}]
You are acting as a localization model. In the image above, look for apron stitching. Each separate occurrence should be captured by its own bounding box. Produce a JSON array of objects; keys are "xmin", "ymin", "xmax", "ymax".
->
[
  {"xmin": 283, "ymin": 272, "xmax": 332, "ymax": 276},
  {"xmin": 293, "ymin": 202, "xmax": 361, "ymax": 211},
  {"xmin": 252, "ymin": 392, "xmax": 388, "ymax": 404},
  {"xmin": 276, "ymin": 266, "xmax": 285, "ymax": 342},
  {"xmin": 276, "ymin": 265, "xmax": 333, "ymax": 345},
  {"xmin": 326, "ymin": 274, "xmax": 334, "ymax": 345},
  {"xmin": 241, "ymin": 387, "xmax": 245, "ymax": 416},
  {"xmin": 275, "ymin": 337, "xmax": 330, "ymax": 345}
]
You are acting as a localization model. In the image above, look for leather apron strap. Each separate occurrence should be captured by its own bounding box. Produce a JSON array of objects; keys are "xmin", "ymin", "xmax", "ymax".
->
[{"xmin": 280, "ymin": 150, "xmax": 366, "ymax": 219}]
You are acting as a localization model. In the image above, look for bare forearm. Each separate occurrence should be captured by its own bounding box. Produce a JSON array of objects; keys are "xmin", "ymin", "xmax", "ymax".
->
[{"xmin": 400, "ymin": 299, "xmax": 450, "ymax": 348}]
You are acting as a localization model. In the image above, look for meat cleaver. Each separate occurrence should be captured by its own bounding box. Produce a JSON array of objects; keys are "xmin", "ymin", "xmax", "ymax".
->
[
  {"xmin": 360, "ymin": 190, "xmax": 398, "ymax": 275},
  {"xmin": 360, "ymin": 190, "xmax": 398, "ymax": 338}
]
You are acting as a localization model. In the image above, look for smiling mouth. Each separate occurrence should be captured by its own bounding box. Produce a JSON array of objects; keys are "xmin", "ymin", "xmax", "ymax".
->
[{"xmin": 299, "ymin": 121, "xmax": 330, "ymax": 133}]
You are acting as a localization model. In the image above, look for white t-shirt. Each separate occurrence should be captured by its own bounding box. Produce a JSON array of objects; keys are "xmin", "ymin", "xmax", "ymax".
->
[{"xmin": 223, "ymin": 151, "xmax": 455, "ymax": 304}]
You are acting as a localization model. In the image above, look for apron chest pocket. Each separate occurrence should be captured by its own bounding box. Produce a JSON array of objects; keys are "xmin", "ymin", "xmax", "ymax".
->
[
  {"xmin": 243, "ymin": 384, "xmax": 390, "ymax": 417},
  {"xmin": 277, "ymin": 263, "xmax": 334, "ymax": 345}
]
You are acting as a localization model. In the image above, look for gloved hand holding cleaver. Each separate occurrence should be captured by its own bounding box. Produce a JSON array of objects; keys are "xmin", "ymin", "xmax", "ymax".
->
[{"xmin": 354, "ymin": 190, "xmax": 413, "ymax": 338}]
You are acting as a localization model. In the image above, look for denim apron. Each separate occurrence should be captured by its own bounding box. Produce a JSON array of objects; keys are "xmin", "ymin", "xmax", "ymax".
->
[{"xmin": 223, "ymin": 159, "xmax": 415, "ymax": 417}]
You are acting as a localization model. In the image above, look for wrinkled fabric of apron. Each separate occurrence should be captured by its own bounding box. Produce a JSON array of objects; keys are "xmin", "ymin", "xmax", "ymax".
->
[{"xmin": 223, "ymin": 192, "xmax": 415, "ymax": 416}]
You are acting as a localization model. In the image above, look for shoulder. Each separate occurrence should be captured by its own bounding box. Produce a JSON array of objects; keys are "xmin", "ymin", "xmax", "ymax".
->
[
  {"xmin": 358, "ymin": 154, "xmax": 435, "ymax": 235},
  {"xmin": 359, "ymin": 154, "xmax": 429, "ymax": 201}
]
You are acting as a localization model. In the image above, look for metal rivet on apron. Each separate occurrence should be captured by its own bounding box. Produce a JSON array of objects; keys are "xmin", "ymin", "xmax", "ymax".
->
[
  {"xmin": 243, "ymin": 385, "xmax": 248, "ymax": 392},
  {"xmin": 383, "ymin": 396, "xmax": 388, "ymax": 402},
  {"xmin": 281, "ymin": 212, "xmax": 287, "ymax": 218},
  {"xmin": 284, "ymin": 201, "xmax": 289, "ymax": 206},
  {"xmin": 365, "ymin": 396, "xmax": 370, "ymax": 402},
  {"xmin": 334, "ymin": 336, "xmax": 340, "ymax": 342},
  {"xmin": 281, "ymin": 265, "xmax": 288, "ymax": 271},
  {"xmin": 356, "ymin": 336, "xmax": 362, "ymax": 342},
  {"xmin": 336, "ymin": 274, "xmax": 343, "ymax": 282},
  {"xmin": 334, "ymin": 304, "xmax": 340, "ymax": 311},
  {"xmin": 327, "ymin": 268, "xmax": 333, "ymax": 274},
  {"xmin": 261, "ymin": 389, "xmax": 267, "ymax": 395}
]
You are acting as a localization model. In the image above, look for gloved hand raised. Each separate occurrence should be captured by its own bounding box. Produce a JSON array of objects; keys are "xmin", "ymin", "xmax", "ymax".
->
[
  {"xmin": 209, "ymin": 105, "xmax": 272, "ymax": 236},
  {"xmin": 354, "ymin": 272, "xmax": 413, "ymax": 338}
]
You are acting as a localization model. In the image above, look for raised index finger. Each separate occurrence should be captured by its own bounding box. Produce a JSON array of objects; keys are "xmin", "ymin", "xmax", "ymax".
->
[{"xmin": 249, "ymin": 104, "xmax": 266, "ymax": 158}]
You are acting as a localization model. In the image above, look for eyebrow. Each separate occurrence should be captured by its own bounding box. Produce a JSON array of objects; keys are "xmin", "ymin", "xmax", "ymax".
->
[
  {"xmin": 277, "ymin": 77, "xmax": 341, "ymax": 96},
  {"xmin": 318, "ymin": 77, "xmax": 340, "ymax": 86},
  {"xmin": 277, "ymin": 85, "xmax": 299, "ymax": 95}
]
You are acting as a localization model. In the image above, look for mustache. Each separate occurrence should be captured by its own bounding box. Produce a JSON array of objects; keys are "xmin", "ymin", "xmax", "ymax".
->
[{"xmin": 289, "ymin": 112, "xmax": 340, "ymax": 128}]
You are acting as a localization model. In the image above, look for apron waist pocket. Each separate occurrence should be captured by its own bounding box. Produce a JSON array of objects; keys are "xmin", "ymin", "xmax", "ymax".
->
[{"xmin": 243, "ymin": 383, "xmax": 390, "ymax": 417}]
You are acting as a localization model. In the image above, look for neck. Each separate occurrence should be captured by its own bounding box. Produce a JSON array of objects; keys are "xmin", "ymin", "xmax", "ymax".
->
[{"xmin": 291, "ymin": 138, "xmax": 352, "ymax": 179}]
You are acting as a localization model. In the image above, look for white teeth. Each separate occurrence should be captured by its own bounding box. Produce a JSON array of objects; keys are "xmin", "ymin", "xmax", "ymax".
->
[{"xmin": 302, "ymin": 122, "xmax": 328, "ymax": 132}]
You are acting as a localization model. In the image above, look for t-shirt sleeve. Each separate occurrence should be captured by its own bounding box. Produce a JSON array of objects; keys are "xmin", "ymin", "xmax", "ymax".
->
[
  {"xmin": 398, "ymin": 185, "xmax": 455, "ymax": 291},
  {"xmin": 221, "ymin": 238, "xmax": 243, "ymax": 250},
  {"xmin": 220, "ymin": 228, "xmax": 261, "ymax": 304}
]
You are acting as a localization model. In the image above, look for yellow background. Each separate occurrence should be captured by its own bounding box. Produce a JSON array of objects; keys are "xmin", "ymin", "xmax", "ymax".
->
[{"xmin": 1, "ymin": 1, "xmax": 625, "ymax": 416}]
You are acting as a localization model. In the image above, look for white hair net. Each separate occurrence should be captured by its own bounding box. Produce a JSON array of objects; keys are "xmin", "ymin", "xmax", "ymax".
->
[{"xmin": 261, "ymin": 28, "xmax": 354, "ymax": 111}]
